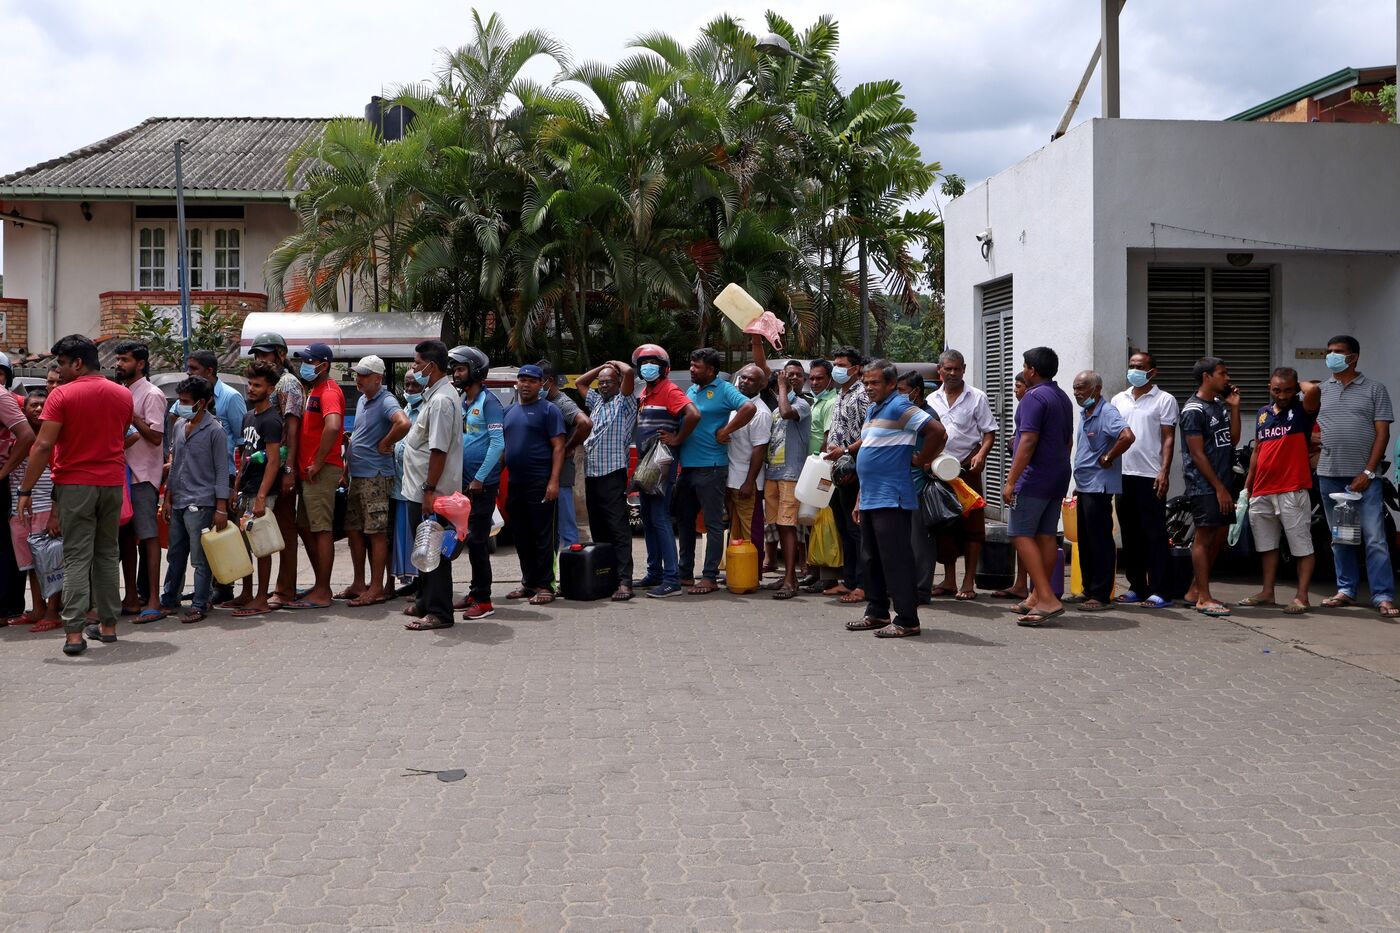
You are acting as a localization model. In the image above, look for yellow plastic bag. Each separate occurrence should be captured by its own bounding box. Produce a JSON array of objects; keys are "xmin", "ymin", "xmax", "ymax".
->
[
  {"xmin": 950, "ymin": 477, "xmax": 986, "ymax": 515},
  {"xmin": 808, "ymin": 506, "xmax": 843, "ymax": 568}
]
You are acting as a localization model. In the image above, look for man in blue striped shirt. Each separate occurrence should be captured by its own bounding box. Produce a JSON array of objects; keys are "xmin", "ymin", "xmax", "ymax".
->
[
  {"xmin": 845, "ymin": 359, "xmax": 946, "ymax": 638},
  {"xmin": 578, "ymin": 359, "xmax": 639, "ymax": 600}
]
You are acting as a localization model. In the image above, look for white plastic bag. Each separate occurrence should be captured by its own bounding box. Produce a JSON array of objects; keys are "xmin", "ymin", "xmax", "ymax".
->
[
  {"xmin": 489, "ymin": 506, "xmax": 505, "ymax": 537},
  {"xmin": 29, "ymin": 532, "xmax": 64, "ymax": 600}
]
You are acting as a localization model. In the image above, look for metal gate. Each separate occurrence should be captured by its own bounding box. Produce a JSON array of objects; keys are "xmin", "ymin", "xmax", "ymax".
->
[{"xmin": 978, "ymin": 278, "xmax": 1014, "ymax": 520}]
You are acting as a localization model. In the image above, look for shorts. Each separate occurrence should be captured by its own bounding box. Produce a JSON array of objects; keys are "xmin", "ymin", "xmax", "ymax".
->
[
  {"xmin": 1190, "ymin": 493, "xmax": 1230, "ymax": 529},
  {"xmin": 764, "ymin": 480, "xmax": 800, "ymax": 527},
  {"xmin": 235, "ymin": 491, "xmax": 279, "ymax": 519},
  {"xmin": 297, "ymin": 468, "xmax": 341, "ymax": 533},
  {"xmin": 10, "ymin": 512, "xmax": 50, "ymax": 571},
  {"xmin": 1248, "ymin": 489, "xmax": 1313, "ymax": 556},
  {"xmin": 128, "ymin": 481, "xmax": 160, "ymax": 541},
  {"xmin": 346, "ymin": 475, "xmax": 392, "ymax": 534},
  {"xmin": 1008, "ymin": 494, "xmax": 1059, "ymax": 538}
]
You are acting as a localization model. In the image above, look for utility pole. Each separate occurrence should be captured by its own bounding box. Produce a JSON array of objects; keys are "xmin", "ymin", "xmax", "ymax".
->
[{"xmin": 174, "ymin": 138, "xmax": 191, "ymax": 362}]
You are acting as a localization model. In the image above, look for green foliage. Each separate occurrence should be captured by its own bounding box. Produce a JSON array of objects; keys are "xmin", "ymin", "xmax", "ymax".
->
[
  {"xmin": 267, "ymin": 10, "xmax": 952, "ymax": 367},
  {"xmin": 877, "ymin": 293, "xmax": 944, "ymax": 362},
  {"xmin": 122, "ymin": 302, "xmax": 242, "ymax": 371},
  {"xmin": 1350, "ymin": 85, "xmax": 1397, "ymax": 123}
]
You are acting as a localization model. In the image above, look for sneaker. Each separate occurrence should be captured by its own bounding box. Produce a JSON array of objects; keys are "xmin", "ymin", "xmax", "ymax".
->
[
  {"xmin": 463, "ymin": 600, "xmax": 495, "ymax": 620},
  {"xmin": 635, "ymin": 576, "xmax": 662, "ymax": 589},
  {"xmin": 647, "ymin": 583, "xmax": 683, "ymax": 598}
]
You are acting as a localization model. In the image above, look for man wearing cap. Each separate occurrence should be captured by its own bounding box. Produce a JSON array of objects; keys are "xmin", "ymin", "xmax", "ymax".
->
[
  {"xmin": 340, "ymin": 355, "xmax": 410, "ymax": 607},
  {"xmin": 287, "ymin": 342, "xmax": 344, "ymax": 610},
  {"xmin": 503, "ymin": 364, "xmax": 566, "ymax": 605},
  {"xmin": 0, "ymin": 352, "xmax": 35, "ymax": 620},
  {"xmin": 249, "ymin": 333, "xmax": 304, "ymax": 610}
]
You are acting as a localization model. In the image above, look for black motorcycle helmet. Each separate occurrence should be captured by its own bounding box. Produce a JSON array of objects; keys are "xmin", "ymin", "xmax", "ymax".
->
[{"xmin": 447, "ymin": 345, "xmax": 490, "ymax": 384}]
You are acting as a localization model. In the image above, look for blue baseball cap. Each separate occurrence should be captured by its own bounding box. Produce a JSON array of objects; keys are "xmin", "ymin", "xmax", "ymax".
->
[
  {"xmin": 294, "ymin": 342, "xmax": 334, "ymax": 362},
  {"xmin": 517, "ymin": 364, "xmax": 544, "ymax": 380}
]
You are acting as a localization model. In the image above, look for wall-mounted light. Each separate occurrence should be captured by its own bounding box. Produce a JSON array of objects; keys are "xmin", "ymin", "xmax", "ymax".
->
[
  {"xmin": 80, "ymin": 201, "xmax": 93, "ymax": 222},
  {"xmin": 1226, "ymin": 252, "xmax": 1253, "ymax": 267}
]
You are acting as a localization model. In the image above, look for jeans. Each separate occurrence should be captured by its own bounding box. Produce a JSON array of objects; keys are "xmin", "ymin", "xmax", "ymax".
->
[
  {"xmin": 861, "ymin": 507, "xmax": 919, "ymax": 629},
  {"xmin": 55, "ymin": 484, "xmax": 123, "ymax": 634},
  {"xmin": 407, "ymin": 502, "xmax": 454, "ymax": 623},
  {"xmin": 586, "ymin": 469, "xmax": 634, "ymax": 584},
  {"xmin": 162, "ymin": 505, "xmax": 214, "ymax": 613},
  {"xmin": 508, "ymin": 477, "xmax": 558, "ymax": 591},
  {"xmin": 1116, "ymin": 474, "xmax": 1170, "ymax": 598},
  {"xmin": 1319, "ymin": 475, "xmax": 1394, "ymax": 603},
  {"xmin": 1077, "ymin": 491, "xmax": 1116, "ymax": 603},
  {"xmin": 465, "ymin": 484, "xmax": 498, "ymax": 601},
  {"xmin": 558, "ymin": 485, "xmax": 579, "ymax": 549},
  {"xmin": 676, "ymin": 466, "xmax": 727, "ymax": 582},
  {"xmin": 639, "ymin": 484, "xmax": 678, "ymax": 587}
]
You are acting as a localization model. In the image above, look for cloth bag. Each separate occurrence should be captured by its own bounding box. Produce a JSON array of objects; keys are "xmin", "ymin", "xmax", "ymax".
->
[{"xmin": 808, "ymin": 506, "xmax": 843, "ymax": 568}]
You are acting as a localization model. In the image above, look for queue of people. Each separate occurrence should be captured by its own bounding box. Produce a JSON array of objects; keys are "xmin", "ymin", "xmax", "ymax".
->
[{"xmin": 8, "ymin": 327, "xmax": 1399, "ymax": 656}]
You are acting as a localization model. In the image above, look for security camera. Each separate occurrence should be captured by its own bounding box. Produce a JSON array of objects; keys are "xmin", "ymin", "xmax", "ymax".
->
[{"xmin": 974, "ymin": 228, "xmax": 992, "ymax": 244}]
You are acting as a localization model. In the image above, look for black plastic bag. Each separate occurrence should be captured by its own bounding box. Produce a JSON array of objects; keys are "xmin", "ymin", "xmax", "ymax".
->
[{"xmin": 919, "ymin": 480, "xmax": 963, "ymax": 532}]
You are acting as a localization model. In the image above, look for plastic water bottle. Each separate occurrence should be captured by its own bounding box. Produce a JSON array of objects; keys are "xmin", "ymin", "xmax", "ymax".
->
[
  {"xmin": 412, "ymin": 516, "xmax": 445, "ymax": 571},
  {"xmin": 1329, "ymin": 492, "xmax": 1363, "ymax": 546}
]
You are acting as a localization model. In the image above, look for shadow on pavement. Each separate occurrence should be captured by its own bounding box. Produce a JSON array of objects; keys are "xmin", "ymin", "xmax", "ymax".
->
[
  {"xmin": 41, "ymin": 639, "xmax": 179, "ymax": 666},
  {"xmin": 434, "ymin": 622, "xmax": 514, "ymax": 646},
  {"xmin": 907, "ymin": 628, "xmax": 1005, "ymax": 647},
  {"xmin": 1044, "ymin": 613, "xmax": 1141, "ymax": 632}
]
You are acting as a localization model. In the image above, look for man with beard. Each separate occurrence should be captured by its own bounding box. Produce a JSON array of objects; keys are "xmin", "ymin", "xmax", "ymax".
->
[{"xmin": 114, "ymin": 341, "xmax": 167, "ymax": 622}]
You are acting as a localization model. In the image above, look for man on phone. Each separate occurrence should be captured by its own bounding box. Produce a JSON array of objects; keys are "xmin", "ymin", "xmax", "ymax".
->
[{"xmin": 1180, "ymin": 357, "xmax": 1241, "ymax": 617}]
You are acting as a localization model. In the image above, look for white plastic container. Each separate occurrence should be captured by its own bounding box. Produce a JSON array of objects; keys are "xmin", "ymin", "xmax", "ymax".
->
[
  {"xmin": 412, "ymin": 518, "xmax": 445, "ymax": 572},
  {"xmin": 202, "ymin": 523, "xmax": 253, "ymax": 585},
  {"xmin": 931, "ymin": 454, "xmax": 962, "ymax": 482},
  {"xmin": 794, "ymin": 455, "xmax": 835, "ymax": 508},
  {"xmin": 242, "ymin": 514, "xmax": 285, "ymax": 558},
  {"xmin": 797, "ymin": 502, "xmax": 819, "ymax": 526},
  {"xmin": 713, "ymin": 282, "xmax": 765, "ymax": 331}
]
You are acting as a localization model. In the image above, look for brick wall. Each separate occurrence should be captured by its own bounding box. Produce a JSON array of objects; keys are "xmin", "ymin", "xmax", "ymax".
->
[
  {"xmin": 97, "ymin": 290, "xmax": 268, "ymax": 338},
  {"xmin": 0, "ymin": 298, "xmax": 29, "ymax": 354}
]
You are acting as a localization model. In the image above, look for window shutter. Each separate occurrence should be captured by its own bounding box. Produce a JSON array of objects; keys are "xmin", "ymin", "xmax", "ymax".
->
[
  {"xmin": 1209, "ymin": 268, "xmax": 1272, "ymax": 413},
  {"xmin": 1147, "ymin": 267, "xmax": 1206, "ymax": 408},
  {"xmin": 979, "ymin": 278, "xmax": 1014, "ymax": 518}
]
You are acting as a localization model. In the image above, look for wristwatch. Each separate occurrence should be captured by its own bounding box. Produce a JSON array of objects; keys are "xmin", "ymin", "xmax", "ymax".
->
[
  {"xmin": 281, "ymin": 466, "xmax": 293, "ymax": 475},
  {"xmin": 1365, "ymin": 469, "xmax": 1376, "ymax": 480},
  {"xmin": 420, "ymin": 482, "xmax": 435, "ymax": 492}
]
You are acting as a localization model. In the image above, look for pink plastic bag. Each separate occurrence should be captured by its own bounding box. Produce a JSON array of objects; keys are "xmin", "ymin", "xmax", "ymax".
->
[
  {"xmin": 431, "ymin": 492, "xmax": 473, "ymax": 540},
  {"xmin": 743, "ymin": 310, "xmax": 785, "ymax": 352},
  {"xmin": 119, "ymin": 472, "xmax": 133, "ymax": 526}
]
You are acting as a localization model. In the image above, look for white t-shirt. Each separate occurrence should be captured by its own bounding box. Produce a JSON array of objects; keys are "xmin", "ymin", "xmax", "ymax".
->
[
  {"xmin": 726, "ymin": 405, "xmax": 773, "ymax": 491},
  {"xmin": 931, "ymin": 384, "xmax": 997, "ymax": 462},
  {"xmin": 1110, "ymin": 385, "xmax": 1180, "ymax": 478}
]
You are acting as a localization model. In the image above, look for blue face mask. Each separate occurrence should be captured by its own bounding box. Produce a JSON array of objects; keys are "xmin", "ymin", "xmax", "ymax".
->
[
  {"xmin": 1126, "ymin": 369, "xmax": 1150, "ymax": 388},
  {"xmin": 405, "ymin": 392, "xmax": 423, "ymax": 405},
  {"xmin": 299, "ymin": 362, "xmax": 319, "ymax": 382},
  {"xmin": 412, "ymin": 369, "xmax": 430, "ymax": 387},
  {"xmin": 1325, "ymin": 352, "xmax": 1350, "ymax": 373},
  {"xmin": 639, "ymin": 363, "xmax": 661, "ymax": 382},
  {"xmin": 174, "ymin": 402, "xmax": 197, "ymax": 420},
  {"xmin": 832, "ymin": 366, "xmax": 850, "ymax": 386},
  {"xmin": 1078, "ymin": 395, "xmax": 1096, "ymax": 410}
]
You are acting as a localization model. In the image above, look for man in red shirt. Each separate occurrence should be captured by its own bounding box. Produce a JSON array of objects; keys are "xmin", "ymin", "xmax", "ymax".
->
[
  {"xmin": 18, "ymin": 335, "xmax": 133, "ymax": 655},
  {"xmin": 288, "ymin": 343, "xmax": 344, "ymax": 609},
  {"xmin": 1241, "ymin": 368, "xmax": 1321, "ymax": 614}
]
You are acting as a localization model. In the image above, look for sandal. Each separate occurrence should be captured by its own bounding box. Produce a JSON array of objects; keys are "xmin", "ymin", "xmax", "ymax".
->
[
  {"xmin": 1322, "ymin": 594, "xmax": 1357, "ymax": 608},
  {"xmin": 610, "ymin": 588, "xmax": 634, "ymax": 602},
  {"xmin": 772, "ymin": 586, "xmax": 798, "ymax": 600},
  {"xmin": 1113, "ymin": 591, "xmax": 1143, "ymax": 605},
  {"xmin": 180, "ymin": 610, "xmax": 207, "ymax": 624},
  {"xmin": 846, "ymin": 617, "xmax": 890, "ymax": 631},
  {"xmin": 837, "ymin": 588, "xmax": 865, "ymax": 604},
  {"xmin": 529, "ymin": 590, "xmax": 556, "ymax": 605},
  {"xmin": 1377, "ymin": 602, "xmax": 1400, "ymax": 618},
  {"xmin": 687, "ymin": 581, "xmax": 718, "ymax": 595},
  {"xmin": 30, "ymin": 618, "xmax": 62, "ymax": 633},
  {"xmin": 955, "ymin": 590, "xmax": 977, "ymax": 601},
  {"xmin": 134, "ymin": 608, "xmax": 167, "ymax": 624},
  {"xmin": 506, "ymin": 587, "xmax": 536, "ymax": 600},
  {"xmin": 1283, "ymin": 600, "xmax": 1310, "ymax": 615},
  {"xmin": 402, "ymin": 604, "xmax": 424, "ymax": 618},
  {"xmin": 991, "ymin": 589, "xmax": 1028, "ymax": 600},
  {"xmin": 347, "ymin": 595, "xmax": 387, "ymax": 607},
  {"xmin": 1196, "ymin": 603, "xmax": 1232, "ymax": 618},
  {"xmin": 332, "ymin": 588, "xmax": 363, "ymax": 601},
  {"xmin": 822, "ymin": 584, "xmax": 852, "ymax": 597},
  {"xmin": 1076, "ymin": 600, "xmax": 1109, "ymax": 612},
  {"xmin": 6, "ymin": 612, "xmax": 40, "ymax": 627},
  {"xmin": 1237, "ymin": 596, "xmax": 1276, "ymax": 607},
  {"xmin": 1017, "ymin": 607, "xmax": 1064, "ymax": 627},
  {"xmin": 232, "ymin": 606, "xmax": 272, "ymax": 617},
  {"xmin": 404, "ymin": 616, "xmax": 454, "ymax": 631},
  {"xmin": 874, "ymin": 623, "xmax": 920, "ymax": 638},
  {"xmin": 1008, "ymin": 602, "xmax": 1033, "ymax": 615}
]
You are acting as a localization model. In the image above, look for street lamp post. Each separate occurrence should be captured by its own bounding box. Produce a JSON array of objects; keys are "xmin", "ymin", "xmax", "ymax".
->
[{"xmin": 757, "ymin": 33, "xmax": 871, "ymax": 357}]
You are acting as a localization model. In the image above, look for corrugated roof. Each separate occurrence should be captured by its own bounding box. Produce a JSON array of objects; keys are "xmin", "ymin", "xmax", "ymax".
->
[
  {"xmin": 1227, "ymin": 65, "xmax": 1396, "ymax": 122},
  {"xmin": 0, "ymin": 117, "xmax": 330, "ymax": 199}
]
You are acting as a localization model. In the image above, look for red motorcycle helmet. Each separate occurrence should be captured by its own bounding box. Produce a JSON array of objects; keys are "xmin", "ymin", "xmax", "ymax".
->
[{"xmin": 631, "ymin": 343, "xmax": 670, "ymax": 372}]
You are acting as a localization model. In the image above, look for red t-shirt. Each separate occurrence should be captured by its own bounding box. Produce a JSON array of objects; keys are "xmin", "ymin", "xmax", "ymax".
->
[
  {"xmin": 1252, "ymin": 399, "xmax": 1316, "ymax": 496},
  {"xmin": 299, "ymin": 380, "xmax": 346, "ymax": 477},
  {"xmin": 636, "ymin": 378, "xmax": 691, "ymax": 449},
  {"xmin": 41, "ymin": 374, "xmax": 133, "ymax": 486}
]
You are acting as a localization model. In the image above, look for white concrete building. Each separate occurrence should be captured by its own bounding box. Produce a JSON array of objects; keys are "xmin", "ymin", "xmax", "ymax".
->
[{"xmin": 945, "ymin": 117, "xmax": 1400, "ymax": 514}]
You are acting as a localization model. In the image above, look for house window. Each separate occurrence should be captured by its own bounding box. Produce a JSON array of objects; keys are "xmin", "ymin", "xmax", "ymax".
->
[
  {"xmin": 213, "ymin": 228, "xmax": 241, "ymax": 290},
  {"xmin": 133, "ymin": 217, "xmax": 244, "ymax": 291},
  {"xmin": 1147, "ymin": 266, "xmax": 1273, "ymax": 412},
  {"xmin": 137, "ymin": 226, "xmax": 167, "ymax": 290}
]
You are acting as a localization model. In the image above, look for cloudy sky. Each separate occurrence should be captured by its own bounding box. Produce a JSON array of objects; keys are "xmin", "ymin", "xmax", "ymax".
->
[{"xmin": 1, "ymin": 0, "xmax": 1394, "ymax": 201}]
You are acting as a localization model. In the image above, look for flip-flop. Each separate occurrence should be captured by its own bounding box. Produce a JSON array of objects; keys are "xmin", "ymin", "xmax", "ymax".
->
[
  {"xmin": 529, "ymin": 591, "xmax": 557, "ymax": 605},
  {"xmin": 404, "ymin": 616, "xmax": 453, "ymax": 631},
  {"xmin": 1236, "ymin": 596, "xmax": 1275, "ymax": 607},
  {"xmin": 838, "ymin": 589, "xmax": 865, "ymax": 604},
  {"xmin": 1017, "ymin": 607, "xmax": 1064, "ymax": 627},
  {"xmin": 6, "ymin": 613, "xmax": 40, "ymax": 627},
  {"xmin": 772, "ymin": 587, "xmax": 798, "ymax": 600},
  {"xmin": 991, "ymin": 589, "xmax": 1028, "ymax": 600},
  {"xmin": 1142, "ymin": 596, "xmax": 1172, "ymax": 609},
  {"xmin": 1008, "ymin": 602, "xmax": 1033, "ymax": 615},
  {"xmin": 505, "ymin": 587, "xmax": 536, "ymax": 600},
  {"xmin": 611, "ymin": 589, "xmax": 634, "ymax": 602},
  {"xmin": 687, "ymin": 582, "xmax": 718, "ymax": 595},
  {"xmin": 955, "ymin": 590, "xmax": 978, "ymax": 601},
  {"xmin": 267, "ymin": 595, "xmax": 288, "ymax": 611},
  {"xmin": 134, "ymin": 608, "xmax": 166, "ymax": 624},
  {"xmin": 1283, "ymin": 601, "xmax": 1310, "ymax": 615},
  {"xmin": 874, "ymin": 623, "xmax": 921, "ymax": 638},
  {"xmin": 1321, "ymin": 594, "xmax": 1357, "ymax": 608},
  {"xmin": 347, "ymin": 595, "xmax": 387, "ymax": 607},
  {"xmin": 232, "ymin": 606, "xmax": 272, "ymax": 617},
  {"xmin": 1196, "ymin": 603, "xmax": 1232, "ymax": 618},
  {"xmin": 180, "ymin": 610, "xmax": 207, "ymax": 624},
  {"xmin": 1377, "ymin": 603, "xmax": 1400, "ymax": 618},
  {"xmin": 30, "ymin": 619, "xmax": 62, "ymax": 633},
  {"xmin": 1113, "ymin": 591, "xmax": 1143, "ymax": 604},
  {"xmin": 1076, "ymin": 601, "xmax": 1110, "ymax": 612},
  {"xmin": 332, "ymin": 589, "xmax": 363, "ymax": 601},
  {"xmin": 282, "ymin": 599, "xmax": 331, "ymax": 610}
]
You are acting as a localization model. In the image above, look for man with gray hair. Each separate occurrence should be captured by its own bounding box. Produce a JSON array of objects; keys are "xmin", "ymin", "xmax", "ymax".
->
[
  {"xmin": 1071, "ymin": 371, "xmax": 1135, "ymax": 610},
  {"xmin": 930, "ymin": 348, "xmax": 997, "ymax": 599}
]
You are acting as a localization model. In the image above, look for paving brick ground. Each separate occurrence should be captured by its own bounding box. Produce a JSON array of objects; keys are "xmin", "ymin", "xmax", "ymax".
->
[{"xmin": 3, "ymin": 543, "xmax": 1400, "ymax": 930}]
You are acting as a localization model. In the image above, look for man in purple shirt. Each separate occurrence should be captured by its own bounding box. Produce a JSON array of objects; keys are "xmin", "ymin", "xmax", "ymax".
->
[{"xmin": 1003, "ymin": 347, "xmax": 1074, "ymax": 626}]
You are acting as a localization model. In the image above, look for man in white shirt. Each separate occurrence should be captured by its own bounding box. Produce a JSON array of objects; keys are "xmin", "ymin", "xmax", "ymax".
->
[
  {"xmin": 929, "ymin": 349, "xmax": 997, "ymax": 599},
  {"xmin": 1110, "ymin": 350, "xmax": 1180, "ymax": 608},
  {"xmin": 726, "ymin": 363, "xmax": 773, "ymax": 556}
]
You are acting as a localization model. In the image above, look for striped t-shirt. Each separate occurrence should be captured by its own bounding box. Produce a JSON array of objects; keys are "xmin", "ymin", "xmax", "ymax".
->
[
  {"xmin": 856, "ymin": 392, "xmax": 931, "ymax": 510},
  {"xmin": 1318, "ymin": 373, "xmax": 1393, "ymax": 477}
]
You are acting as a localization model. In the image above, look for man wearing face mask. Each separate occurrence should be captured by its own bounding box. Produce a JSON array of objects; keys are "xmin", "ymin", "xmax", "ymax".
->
[
  {"xmin": 1110, "ymin": 351, "xmax": 1180, "ymax": 609},
  {"xmin": 577, "ymin": 358, "xmax": 639, "ymax": 600},
  {"xmin": 631, "ymin": 345, "xmax": 700, "ymax": 599},
  {"xmin": 822, "ymin": 347, "xmax": 869, "ymax": 604},
  {"xmin": 1070, "ymin": 371, "xmax": 1135, "ymax": 611},
  {"xmin": 249, "ymin": 332, "xmax": 303, "ymax": 611},
  {"xmin": 287, "ymin": 343, "xmax": 345, "ymax": 610},
  {"xmin": 451, "ymin": 345, "xmax": 504, "ymax": 619},
  {"xmin": 159, "ymin": 377, "xmax": 230, "ymax": 624},
  {"xmin": 1316, "ymin": 335, "xmax": 1397, "ymax": 617}
]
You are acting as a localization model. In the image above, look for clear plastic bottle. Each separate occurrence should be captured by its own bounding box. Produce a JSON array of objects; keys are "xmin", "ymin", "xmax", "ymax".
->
[
  {"xmin": 1329, "ymin": 491, "xmax": 1362, "ymax": 545},
  {"xmin": 412, "ymin": 516, "xmax": 445, "ymax": 572}
]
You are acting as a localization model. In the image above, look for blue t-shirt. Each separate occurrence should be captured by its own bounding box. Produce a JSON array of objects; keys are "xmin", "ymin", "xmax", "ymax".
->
[
  {"xmin": 347, "ymin": 387, "xmax": 403, "ymax": 478},
  {"xmin": 1013, "ymin": 381, "xmax": 1074, "ymax": 499},
  {"xmin": 681, "ymin": 377, "xmax": 750, "ymax": 468},
  {"xmin": 503, "ymin": 398, "xmax": 565, "ymax": 483},
  {"xmin": 856, "ymin": 392, "xmax": 931, "ymax": 510},
  {"xmin": 1073, "ymin": 398, "xmax": 1130, "ymax": 494},
  {"xmin": 462, "ymin": 389, "xmax": 506, "ymax": 485}
]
